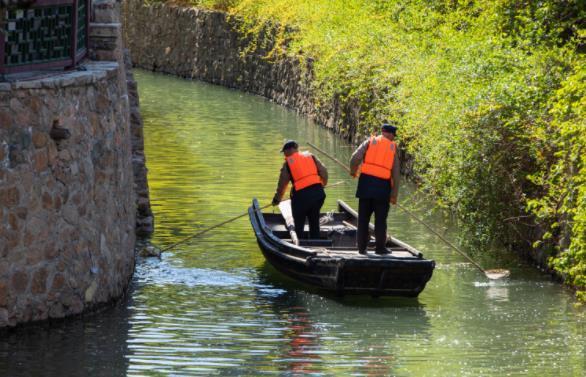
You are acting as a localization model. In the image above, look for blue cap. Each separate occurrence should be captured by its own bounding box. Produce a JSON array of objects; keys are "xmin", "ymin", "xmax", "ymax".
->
[
  {"xmin": 280, "ymin": 140, "xmax": 299, "ymax": 152},
  {"xmin": 381, "ymin": 123, "xmax": 397, "ymax": 135}
]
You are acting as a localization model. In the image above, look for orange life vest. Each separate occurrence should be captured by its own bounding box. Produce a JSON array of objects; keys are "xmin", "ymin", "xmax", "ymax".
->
[
  {"xmin": 361, "ymin": 135, "xmax": 396, "ymax": 180},
  {"xmin": 286, "ymin": 152, "xmax": 323, "ymax": 191}
]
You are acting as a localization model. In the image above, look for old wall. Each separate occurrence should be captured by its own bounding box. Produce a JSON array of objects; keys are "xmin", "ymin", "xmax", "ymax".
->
[
  {"xmin": 122, "ymin": 0, "xmax": 366, "ymax": 141},
  {"xmin": 0, "ymin": 0, "xmax": 151, "ymax": 328},
  {"xmin": 94, "ymin": 0, "xmax": 154, "ymax": 235},
  {"xmin": 0, "ymin": 62, "xmax": 135, "ymax": 327}
]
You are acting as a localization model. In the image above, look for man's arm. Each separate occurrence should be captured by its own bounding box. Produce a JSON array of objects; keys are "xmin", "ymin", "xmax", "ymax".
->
[
  {"xmin": 390, "ymin": 152, "xmax": 401, "ymax": 204},
  {"xmin": 312, "ymin": 155, "xmax": 328, "ymax": 186},
  {"xmin": 272, "ymin": 162, "xmax": 291, "ymax": 205},
  {"xmin": 350, "ymin": 139, "xmax": 370, "ymax": 177}
]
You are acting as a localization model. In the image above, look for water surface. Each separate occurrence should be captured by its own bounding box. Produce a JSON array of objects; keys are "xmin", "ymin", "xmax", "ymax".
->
[{"xmin": 0, "ymin": 70, "xmax": 583, "ymax": 377}]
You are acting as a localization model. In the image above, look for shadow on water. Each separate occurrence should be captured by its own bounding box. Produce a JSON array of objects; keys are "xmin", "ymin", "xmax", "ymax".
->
[
  {"xmin": 256, "ymin": 261, "xmax": 430, "ymax": 308},
  {"xmin": 0, "ymin": 294, "xmax": 133, "ymax": 377},
  {"xmin": 255, "ymin": 261, "xmax": 431, "ymax": 334}
]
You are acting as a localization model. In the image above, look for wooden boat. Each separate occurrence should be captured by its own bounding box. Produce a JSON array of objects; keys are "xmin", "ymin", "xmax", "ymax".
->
[{"xmin": 248, "ymin": 198, "xmax": 435, "ymax": 297}]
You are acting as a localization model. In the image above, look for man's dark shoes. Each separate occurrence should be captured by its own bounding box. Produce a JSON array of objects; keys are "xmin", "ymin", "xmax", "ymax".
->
[
  {"xmin": 358, "ymin": 249, "xmax": 367, "ymax": 255},
  {"xmin": 375, "ymin": 248, "xmax": 391, "ymax": 255}
]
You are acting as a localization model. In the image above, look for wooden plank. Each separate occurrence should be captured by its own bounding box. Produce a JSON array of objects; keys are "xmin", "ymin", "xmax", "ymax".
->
[{"xmin": 278, "ymin": 199, "xmax": 299, "ymax": 245}]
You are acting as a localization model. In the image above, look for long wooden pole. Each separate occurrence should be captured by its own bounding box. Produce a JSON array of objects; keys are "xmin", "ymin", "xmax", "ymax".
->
[
  {"xmin": 160, "ymin": 204, "xmax": 271, "ymax": 252},
  {"xmin": 307, "ymin": 142, "xmax": 510, "ymax": 280},
  {"xmin": 160, "ymin": 180, "xmax": 346, "ymax": 252}
]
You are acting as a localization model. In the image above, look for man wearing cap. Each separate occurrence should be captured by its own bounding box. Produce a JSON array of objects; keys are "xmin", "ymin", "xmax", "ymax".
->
[
  {"xmin": 350, "ymin": 123, "xmax": 401, "ymax": 255},
  {"xmin": 272, "ymin": 140, "xmax": 328, "ymax": 239}
]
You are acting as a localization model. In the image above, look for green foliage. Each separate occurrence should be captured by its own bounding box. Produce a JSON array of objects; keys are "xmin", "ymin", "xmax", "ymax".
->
[
  {"xmin": 528, "ymin": 64, "xmax": 586, "ymax": 294},
  {"xmin": 181, "ymin": 0, "xmax": 586, "ymax": 298}
]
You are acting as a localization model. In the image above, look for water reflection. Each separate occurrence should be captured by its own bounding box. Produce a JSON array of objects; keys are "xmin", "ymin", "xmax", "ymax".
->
[
  {"xmin": 0, "ymin": 298, "xmax": 131, "ymax": 377},
  {"xmin": 279, "ymin": 307, "xmax": 321, "ymax": 374},
  {"xmin": 483, "ymin": 283, "xmax": 510, "ymax": 303}
]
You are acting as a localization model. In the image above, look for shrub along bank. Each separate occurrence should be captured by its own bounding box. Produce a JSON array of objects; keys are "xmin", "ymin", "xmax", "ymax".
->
[{"xmin": 152, "ymin": 0, "xmax": 585, "ymax": 299}]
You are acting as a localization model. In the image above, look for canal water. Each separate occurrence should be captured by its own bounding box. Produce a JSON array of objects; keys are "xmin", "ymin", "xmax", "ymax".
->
[{"xmin": 1, "ymin": 70, "xmax": 584, "ymax": 376}]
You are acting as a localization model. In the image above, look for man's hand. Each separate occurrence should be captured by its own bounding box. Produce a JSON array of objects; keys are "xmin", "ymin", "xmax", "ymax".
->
[
  {"xmin": 271, "ymin": 195, "xmax": 281, "ymax": 206},
  {"xmin": 390, "ymin": 196, "xmax": 397, "ymax": 205}
]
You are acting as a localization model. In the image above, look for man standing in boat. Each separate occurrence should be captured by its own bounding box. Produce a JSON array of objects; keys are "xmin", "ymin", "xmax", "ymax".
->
[
  {"xmin": 272, "ymin": 140, "xmax": 328, "ymax": 239},
  {"xmin": 350, "ymin": 123, "xmax": 401, "ymax": 255}
]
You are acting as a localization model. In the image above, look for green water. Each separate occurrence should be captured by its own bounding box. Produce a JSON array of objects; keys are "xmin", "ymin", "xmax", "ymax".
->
[{"xmin": 1, "ymin": 70, "xmax": 584, "ymax": 376}]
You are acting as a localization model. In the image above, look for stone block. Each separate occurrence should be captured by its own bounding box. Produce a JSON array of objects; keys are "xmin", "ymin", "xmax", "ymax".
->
[
  {"xmin": 32, "ymin": 131, "xmax": 48, "ymax": 148},
  {"xmin": 28, "ymin": 96, "xmax": 43, "ymax": 114},
  {"xmin": 31, "ymin": 268, "xmax": 48, "ymax": 294},
  {"xmin": 94, "ymin": 0, "xmax": 119, "ymax": 23},
  {"xmin": 13, "ymin": 80, "xmax": 43, "ymax": 90},
  {"xmin": 48, "ymin": 143, "xmax": 58, "ymax": 166},
  {"xmin": 11, "ymin": 270, "xmax": 28, "ymax": 294},
  {"xmin": 63, "ymin": 203, "xmax": 79, "ymax": 225},
  {"xmin": 51, "ymin": 273, "xmax": 65, "ymax": 292},
  {"xmin": 48, "ymin": 303, "xmax": 65, "ymax": 318},
  {"xmin": 0, "ymin": 308, "xmax": 7, "ymax": 327},
  {"xmin": 89, "ymin": 23, "xmax": 122, "ymax": 37},
  {"xmin": 23, "ymin": 229, "xmax": 34, "ymax": 248},
  {"xmin": 40, "ymin": 79, "xmax": 57, "ymax": 89},
  {"xmin": 92, "ymin": 50, "xmax": 118, "ymax": 62},
  {"xmin": 0, "ymin": 282, "xmax": 8, "ymax": 307},
  {"xmin": 26, "ymin": 247, "xmax": 46, "ymax": 265},
  {"xmin": 2, "ymin": 227, "xmax": 20, "ymax": 251},
  {"xmin": 15, "ymin": 207, "xmax": 27, "ymax": 220},
  {"xmin": 53, "ymin": 194, "xmax": 63, "ymax": 211},
  {"xmin": 0, "ymin": 187, "xmax": 20, "ymax": 207},
  {"xmin": 8, "ymin": 213, "xmax": 18, "ymax": 231},
  {"xmin": 33, "ymin": 149, "xmax": 49, "ymax": 173},
  {"xmin": 56, "ymin": 260, "xmax": 66, "ymax": 273},
  {"xmin": 58, "ymin": 149, "xmax": 71, "ymax": 162},
  {"xmin": 44, "ymin": 243, "xmax": 59, "ymax": 260},
  {"xmin": 42, "ymin": 191, "xmax": 53, "ymax": 209},
  {"xmin": 84, "ymin": 280, "xmax": 98, "ymax": 302}
]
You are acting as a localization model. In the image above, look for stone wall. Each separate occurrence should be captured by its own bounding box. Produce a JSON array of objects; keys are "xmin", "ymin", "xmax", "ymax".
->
[
  {"xmin": 94, "ymin": 0, "xmax": 154, "ymax": 235},
  {"xmin": 0, "ymin": 62, "xmax": 135, "ymax": 327},
  {"xmin": 0, "ymin": 0, "xmax": 151, "ymax": 328},
  {"xmin": 124, "ymin": 50, "xmax": 153, "ymax": 236},
  {"xmin": 122, "ymin": 0, "xmax": 367, "ymax": 141}
]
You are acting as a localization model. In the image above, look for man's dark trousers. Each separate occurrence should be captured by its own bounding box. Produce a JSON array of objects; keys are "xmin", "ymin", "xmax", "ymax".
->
[
  {"xmin": 357, "ymin": 198, "xmax": 390, "ymax": 252},
  {"xmin": 291, "ymin": 184, "xmax": 325, "ymax": 239},
  {"xmin": 355, "ymin": 173, "xmax": 392, "ymax": 252}
]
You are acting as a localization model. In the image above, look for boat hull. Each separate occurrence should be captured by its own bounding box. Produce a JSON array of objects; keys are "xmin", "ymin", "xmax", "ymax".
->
[{"xmin": 249, "ymin": 198, "xmax": 434, "ymax": 297}]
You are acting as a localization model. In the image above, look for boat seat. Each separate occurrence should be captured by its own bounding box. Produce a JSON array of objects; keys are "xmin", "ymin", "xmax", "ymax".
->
[{"xmin": 298, "ymin": 239, "xmax": 334, "ymax": 247}]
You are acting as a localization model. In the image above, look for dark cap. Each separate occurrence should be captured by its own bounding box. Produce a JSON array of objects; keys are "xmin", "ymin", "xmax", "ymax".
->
[
  {"xmin": 280, "ymin": 140, "xmax": 299, "ymax": 152},
  {"xmin": 381, "ymin": 123, "xmax": 397, "ymax": 135}
]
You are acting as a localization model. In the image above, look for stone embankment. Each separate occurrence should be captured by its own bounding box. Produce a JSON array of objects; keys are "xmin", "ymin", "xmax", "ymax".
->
[
  {"xmin": 0, "ymin": 0, "xmax": 152, "ymax": 328},
  {"xmin": 94, "ymin": 0, "xmax": 154, "ymax": 235},
  {"xmin": 0, "ymin": 62, "xmax": 135, "ymax": 327}
]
